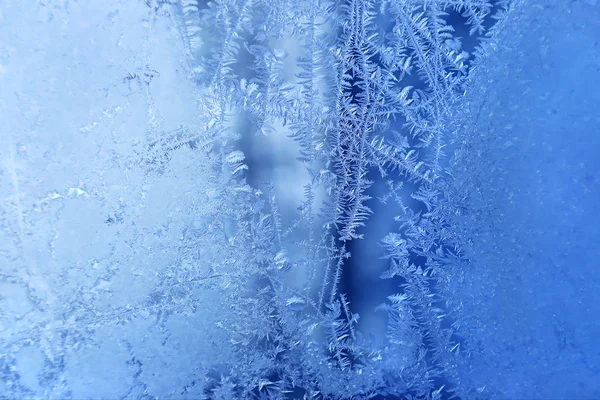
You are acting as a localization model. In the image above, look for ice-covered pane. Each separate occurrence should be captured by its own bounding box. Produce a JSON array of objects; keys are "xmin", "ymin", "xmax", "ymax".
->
[{"xmin": 0, "ymin": 2, "xmax": 240, "ymax": 398}]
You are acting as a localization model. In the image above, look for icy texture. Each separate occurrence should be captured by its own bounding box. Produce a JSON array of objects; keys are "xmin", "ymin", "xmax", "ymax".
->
[
  {"xmin": 0, "ymin": 1, "xmax": 257, "ymax": 398},
  {"xmin": 439, "ymin": 2, "xmax": 600, "ymax": 397},
  {"xmin": 1, "ymin": 0, "xmax": 599, "ymax": 399}
]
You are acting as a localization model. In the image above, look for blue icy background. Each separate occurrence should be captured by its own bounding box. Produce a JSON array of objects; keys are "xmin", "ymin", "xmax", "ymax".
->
[{"xmin": 1, "ymin": 0, "xmax": 599, "ymax": 398}]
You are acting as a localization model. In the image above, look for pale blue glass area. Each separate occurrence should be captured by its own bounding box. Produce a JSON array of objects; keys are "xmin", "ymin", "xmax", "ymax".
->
[{"xmin": 1, "ymin": 1, "xmax": 598, "ymax": 399}]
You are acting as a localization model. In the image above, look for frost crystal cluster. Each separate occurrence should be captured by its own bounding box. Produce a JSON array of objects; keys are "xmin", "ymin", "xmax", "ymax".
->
[{"xmin": 1, "ymin": 0, "xmax": 599, "ymax": 399}]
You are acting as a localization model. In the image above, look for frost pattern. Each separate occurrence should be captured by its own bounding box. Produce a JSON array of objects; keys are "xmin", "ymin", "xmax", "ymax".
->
[{"xmin": 1, "ymin": 0, "xmax": 599, "ymax": 399}]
